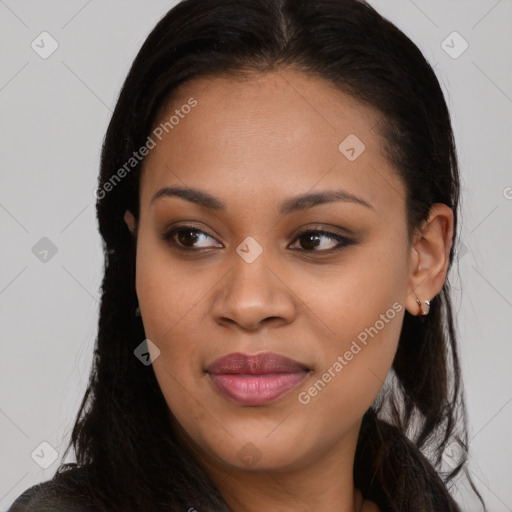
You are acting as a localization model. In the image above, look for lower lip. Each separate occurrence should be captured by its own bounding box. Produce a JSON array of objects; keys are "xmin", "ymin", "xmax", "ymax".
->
[{"xmin": 208, "ymin": 372, "xmax": 308, "ymax": 406}]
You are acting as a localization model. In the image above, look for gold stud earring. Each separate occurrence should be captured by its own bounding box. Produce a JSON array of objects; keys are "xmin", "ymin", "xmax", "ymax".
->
[{"xmin": 416, "ymin": 298, "xmax": 431, "ymax": 317}]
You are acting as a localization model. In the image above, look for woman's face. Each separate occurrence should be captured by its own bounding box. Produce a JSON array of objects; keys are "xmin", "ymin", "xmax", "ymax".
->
[{"xmin": 126, "ymin": 69, "xmax": 415, "ymax": 473}]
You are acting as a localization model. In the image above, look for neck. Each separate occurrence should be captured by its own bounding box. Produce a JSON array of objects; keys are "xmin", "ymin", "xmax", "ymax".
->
[
  {"xmin": 191, "ymin": 424, "xmax": 364, "ymax": 512},
  {"xmin": 217, "ymin": 473, "xmax": 363, "ymax": 512}
]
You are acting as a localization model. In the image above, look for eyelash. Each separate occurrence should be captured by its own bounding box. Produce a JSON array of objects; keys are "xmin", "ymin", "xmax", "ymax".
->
[{"xmin": 160, "ymin": 225, "xmax": 353, "ymax": 254}]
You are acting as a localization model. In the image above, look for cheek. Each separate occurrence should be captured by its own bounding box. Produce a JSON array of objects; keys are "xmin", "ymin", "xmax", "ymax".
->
[
  {"xmin": 294, "ymin": 265, "xmax": 406, "ymax": 450},
  {"xmin": 297, "ymin": 237, "xmax": 408, "ymax": 402},
  {"xmin": 135, "ymin": 247, "xmax": 209, "ymax": 423},
  {"xmin": 134, "ymin": 233, "xmax": 224, "ymax": 403},
  {"xmin": 301, "ymin": 244, "xmax": 408, "ymax": 346},
  {"xmin": 135, "ymin": 232, "xmax": 205, "ymax": 343}
]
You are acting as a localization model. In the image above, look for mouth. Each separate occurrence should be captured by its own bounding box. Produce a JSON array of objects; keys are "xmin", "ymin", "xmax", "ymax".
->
[{"xmin": 206, "ymin": 352, "xmax": 310, "ymax": 406}]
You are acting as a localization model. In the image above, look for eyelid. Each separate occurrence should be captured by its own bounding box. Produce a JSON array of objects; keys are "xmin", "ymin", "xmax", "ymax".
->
[{"xmin": 288, "ymin": 222, "xmax": 355, "ymax": 238}]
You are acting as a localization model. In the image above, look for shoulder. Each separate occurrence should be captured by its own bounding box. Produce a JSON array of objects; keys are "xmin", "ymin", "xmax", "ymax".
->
[{"xmin": 7, "ymin": 465, "xmax": 98, "ymax": 512}]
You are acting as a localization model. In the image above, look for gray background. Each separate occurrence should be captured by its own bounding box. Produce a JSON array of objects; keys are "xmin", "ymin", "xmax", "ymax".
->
[{"xmin": 1, "ymin": 1, "xmax": 511, "ymax": 510}]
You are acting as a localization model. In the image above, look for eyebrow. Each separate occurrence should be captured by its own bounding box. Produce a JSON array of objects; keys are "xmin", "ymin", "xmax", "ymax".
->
[{"xmin": 150, "ymin": 185, "xmax": 373, "ymax": 214}]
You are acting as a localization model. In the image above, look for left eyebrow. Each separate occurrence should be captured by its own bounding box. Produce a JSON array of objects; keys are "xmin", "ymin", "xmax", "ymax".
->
[
  {"xmin": 149, "ymin": 185, "xmax": 373, "ymax": 213},
  {"xmin": 278, "ymin": 189, "xmax": 374, "ymax": 215}
]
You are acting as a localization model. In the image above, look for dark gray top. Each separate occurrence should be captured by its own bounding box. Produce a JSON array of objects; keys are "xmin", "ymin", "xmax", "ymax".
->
[{"xmin": 7, "ymin": 468, "xmax": 98, "ymax": 512}]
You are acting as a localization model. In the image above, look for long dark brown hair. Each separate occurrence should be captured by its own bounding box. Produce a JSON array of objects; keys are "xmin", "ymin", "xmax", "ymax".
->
[{"xmin": 13, "ymin": 1, "xmax": 487, "ymax": 511}]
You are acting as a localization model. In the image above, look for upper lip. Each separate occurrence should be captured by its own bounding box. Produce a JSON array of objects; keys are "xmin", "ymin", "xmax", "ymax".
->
[{"xmin": 206, "ymin": 352, "xmax": 309, "ymax": 375}]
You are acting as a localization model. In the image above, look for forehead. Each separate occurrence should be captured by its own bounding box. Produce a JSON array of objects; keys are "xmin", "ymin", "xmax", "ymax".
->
[{"xmin": 139, "ymin": 69, "xmax": 405, "ymax": 215}]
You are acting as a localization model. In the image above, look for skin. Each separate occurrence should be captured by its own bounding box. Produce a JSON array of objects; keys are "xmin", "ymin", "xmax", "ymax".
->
[{"xmin": 124, "ymin": 69, "xmax": 453, "ymax": 512}]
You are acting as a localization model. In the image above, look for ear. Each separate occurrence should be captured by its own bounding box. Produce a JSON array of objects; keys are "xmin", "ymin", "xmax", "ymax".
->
[
  {"xmin": 405, "ymin": 204, "xmax": 454, "ymax": 316},
  {"xmin": 124, "ymin": 209, "xmax": 137, "ymax": 235}
]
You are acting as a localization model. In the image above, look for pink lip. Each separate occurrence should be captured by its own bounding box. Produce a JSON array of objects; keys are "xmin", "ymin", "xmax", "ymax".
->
[{"xmin": 206, "ymin": 352, "xmax": 309, "ymax": 406}]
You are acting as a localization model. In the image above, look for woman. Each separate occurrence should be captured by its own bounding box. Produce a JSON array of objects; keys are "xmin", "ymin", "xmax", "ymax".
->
[{"xmin": 8, "ymin": 0, "xmax": 487, "ymax": 510}]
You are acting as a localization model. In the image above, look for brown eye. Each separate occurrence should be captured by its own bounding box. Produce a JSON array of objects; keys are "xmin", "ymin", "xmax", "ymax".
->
[
  {"xmin": 162, "ymin": 227, "xmax": 222, "ymax": 250},
  {"xmin": 289, "ymin": 230, "xmax": 352, "ymax": 252},
  {"xmin": 177, "ymin": 229, "xmax": 201, "ymax": 247}
]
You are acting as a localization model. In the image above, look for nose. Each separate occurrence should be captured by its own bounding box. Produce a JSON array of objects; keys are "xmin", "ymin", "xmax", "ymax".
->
[{"xmin": 212, "ymin": 250, "xmax": 297, "ymax": 331}]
